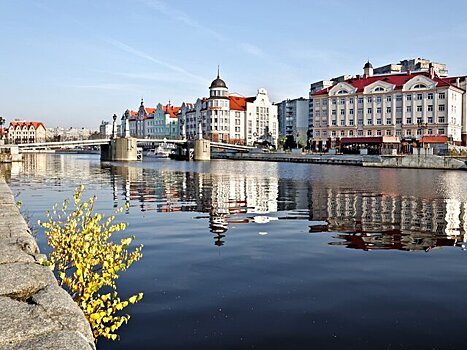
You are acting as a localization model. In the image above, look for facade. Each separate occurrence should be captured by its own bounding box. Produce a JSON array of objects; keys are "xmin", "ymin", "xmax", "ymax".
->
[
  {"xmin": 309, "ymin": 61, "xmax": 467, "ymax": 151},
  {"xmin": 48, "ymin": 127, "xmax": 98, "ymax": 141},
  {"xmin": 125, "ymin": 99, "xmax": 155, "ymax": 138},
  {"xmin": 7, "ymin": 120, "xmax": 46, "ymax": 144},
  {"xmin": 99, "ymin": 121, "xmax": 113, "ymax": 138},
  {"xmin": 277, "ymin": 97, "xmax": 309, "ymax": 146},
  {"xmin": 145, "ymin": 103, "xmax": 180, "ymax": 139},
  {"xmin": 180, "ymin": 73, "xmax": 279, "ymax": 146}
]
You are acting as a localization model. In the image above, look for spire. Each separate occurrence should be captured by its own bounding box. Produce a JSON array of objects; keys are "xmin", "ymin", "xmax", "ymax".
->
[
  {"xmin": 217, "ymin": 65, "xmax": 220, "ymax": 79},
  {"xmin": 140, "ymin": 98, "xmax": 144, "ymax": 106}
]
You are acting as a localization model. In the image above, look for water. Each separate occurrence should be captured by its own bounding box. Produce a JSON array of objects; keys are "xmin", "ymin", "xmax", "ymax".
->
[{"xmin": 4, "ymin": 154, "xmax": 467, "ymax": 349}]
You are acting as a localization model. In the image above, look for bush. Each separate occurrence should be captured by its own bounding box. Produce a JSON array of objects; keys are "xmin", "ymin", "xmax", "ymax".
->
[{"xmin": 39, "ymin": 185, "xmax": 143, "ymax": 342}]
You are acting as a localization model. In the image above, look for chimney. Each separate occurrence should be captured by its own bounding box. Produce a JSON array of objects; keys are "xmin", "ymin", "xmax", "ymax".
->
[
  {"xmin": 429, "ymin": 63, "xmax": 435, "ymax": 79},
  {"xmin": 456, "ymin": 77, "xmax": 460, "ymax": 88}
]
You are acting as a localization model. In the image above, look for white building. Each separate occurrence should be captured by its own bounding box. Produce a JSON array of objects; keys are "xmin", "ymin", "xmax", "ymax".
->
[
  {"xmin": 309, "ymin": 61, "xmax": 467, "ymax": 151},
  {"xmin": 180, "ymin": 73, "xmax": 279, "ymax": 146},
  {"xmin": 277, "ymin": 97, "xmax": 309, "ymax": 147},
  {"xmin": 7, "ymin": 120, "xmax": 46, "ymax": 144}
]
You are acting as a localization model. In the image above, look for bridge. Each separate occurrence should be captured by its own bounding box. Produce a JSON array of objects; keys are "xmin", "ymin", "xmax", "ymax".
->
[{"xmin": 14, "ymin": 137, "xmax": 255, "ymax": 160}]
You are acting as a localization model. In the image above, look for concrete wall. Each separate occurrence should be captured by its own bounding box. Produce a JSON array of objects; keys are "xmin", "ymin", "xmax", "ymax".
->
[{"xmin": 0, "ymin": 178, "xmax": 95, "ymax": 350}]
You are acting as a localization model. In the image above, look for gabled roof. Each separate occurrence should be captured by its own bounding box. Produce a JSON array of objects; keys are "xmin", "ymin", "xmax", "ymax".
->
[
  {"xmin": 162, "ymin": 105, "xmax": 181, "ymax": 118},
  {"xmin": 313, "ymin": 72, "xmax": 464, "ymax": 96},
  {"xmin": 145, "ymin": 107, "xmax": 156, "ymax": 114},
  {"xmin": 229, "ymin": 96, "xmax": 247, "ymax": 111},
  {"xmin": 9, "ymin": 121, "xmax": 46, "ymax": 129}
]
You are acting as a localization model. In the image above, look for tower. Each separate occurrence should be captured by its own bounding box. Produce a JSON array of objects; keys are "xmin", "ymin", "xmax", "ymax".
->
[
  {"xmin": 208, "ymin": 67, "xmax": 230, "ymax": 142},
  {"xmin": 363, "ymin": 61, "xmax": 374, "ymax": 78}
]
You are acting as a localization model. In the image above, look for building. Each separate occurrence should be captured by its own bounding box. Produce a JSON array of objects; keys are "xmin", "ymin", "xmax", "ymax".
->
[
  {"xmin": 373, "ymin": 58, "xmax": 448, "ymax": 77},
  {"xmin": 47, "ymin": 127, "xmax": 98, "ymax": 141},
  {"xmin": 145, "ymin": 103, "xmax": 180, "ymax": 139},
  {"xmin": 124, "ymin": 99, "xmax": 155, "ymax": 138},
  {"xmin": 276, "ymin": 97, "xmax": 309, "ymax": 147},
  {"xmin": 7, "ymin": 120, "xmax": 46, "ymax": 144},
  {"xmin": 99, "ymin": 121, "xmax": 114, "ymax": 138},
  {"xmin": 180, "ymin": 72, "xmax": 279, "ymax": 146},
  {"xmin": 309, "ymin": 61, "xmax": 467, "ymax": 151}
]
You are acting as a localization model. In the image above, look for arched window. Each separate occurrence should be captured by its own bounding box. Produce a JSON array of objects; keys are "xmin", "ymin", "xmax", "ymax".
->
[
  {"xmin": 413, "ymin": 83, "xmax": 427, "ymax": 89},
  {"xmin": 374, "ymin": 87, "xmax": 385, "ymax": 92},
  {"xmin": 337, "ymin": 90, "xmax": 348, "ymax": 95}
]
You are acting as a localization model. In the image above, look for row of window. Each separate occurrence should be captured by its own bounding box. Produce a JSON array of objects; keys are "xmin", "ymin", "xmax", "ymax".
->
[
  {"xmin": 323, "ymin": 104, "xmax": 446, "ymax": 117},
  {"xmin": 315, "ymin": 128, "xmax": 446, "ymax": 137},
  {"xmin": 316, "ymin": 92, "xmax": 447, "ymax": 106},
  {"xmin": 321, "ymin": 115, "xmax": 447, "ymax": 126}
]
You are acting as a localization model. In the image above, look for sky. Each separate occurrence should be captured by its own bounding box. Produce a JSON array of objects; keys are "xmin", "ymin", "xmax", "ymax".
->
[{"xmin": 1, "ymin": 0, "xmax": 467, "ymax": 128}]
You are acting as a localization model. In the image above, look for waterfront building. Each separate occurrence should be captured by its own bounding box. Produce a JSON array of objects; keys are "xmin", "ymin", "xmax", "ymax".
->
[
  {"xmin": 47, "ymin": 127, "xmax": 98, "ymax": 141},
  {"xmin": 373, "ymin": 58, "xmax": 448, "ymax": 77},
  {"xmin": 145, "ymin": 103, "xmax": 180, "ymax": 139},
  {"xmin": 99, "ymin": 121, "xmax": 113, "ymax": 138},
  {"xmin": 180, "ymin": 72, "xmax": 279, "ymax": 146},
  {"xmin": 276, "ymin": 97, "xmax": 309, "ymax": 147},
  {"xmin": 309, "ymin": 61, "xmax": 467, "ymax": 151},
  {"xmin": 123, "ymin": 100, "xmax": 181, "ymax": 139},
  {"xmin": 7, "ymin": 120, "xmax": 46, "ymax": 144}
]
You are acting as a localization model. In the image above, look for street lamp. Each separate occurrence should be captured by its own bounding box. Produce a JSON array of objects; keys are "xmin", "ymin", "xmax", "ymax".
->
[
  {"xmin": 417, "ymin": 121, "xmax": 428, "ymax": 149},
  {"xmin": 111, "ymin": 114, "xmax": 117, "ymax": 139}
]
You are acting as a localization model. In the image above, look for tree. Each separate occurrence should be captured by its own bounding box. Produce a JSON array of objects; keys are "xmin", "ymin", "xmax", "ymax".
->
[{"xmin": 39, "ymin": 186, "xmax": 143, "ymax": 342}]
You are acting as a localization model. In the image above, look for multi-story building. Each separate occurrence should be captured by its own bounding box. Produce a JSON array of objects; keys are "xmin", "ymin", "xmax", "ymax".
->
[
  {"xmin": 99, "ymin": 121, "xmax": 113, "ymax": 138},
  {"xmin": 309, "ymin": 61, "xmax": 467, "ymax": 151},
  {"xmin": 276, "ymin": 97, "xmax": 309, "ymax": 147},
  {"xmin": 125, "ymin": 99, "xmax": 155, "ymax": 138},
  {"xmin": 145, "ymin": 103, "xmax": 180, "ymax": 139},
  {"xmin": 7, "ymin": 120, "xmax": 46, "ymax": 144},
  {"xmin": 373, "ymin": 58, "xmax": 448, "ymax": 77},
  {"xmin": 180, "ymin": 73, "xmax": 279, "ymax": 146},
  {"xmin": 48, "ymin": 127, "xmax": 98, "ymax": 141}
]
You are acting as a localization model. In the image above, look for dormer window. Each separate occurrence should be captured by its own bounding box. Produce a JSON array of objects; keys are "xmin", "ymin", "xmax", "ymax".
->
[
  {"xmin": 374, "ymin": 87, "xmax": 385, "ymax": 92},
  {"xmin": 413, "ymin": 83, "xmax": 427, "ymax": 89},
  {"xmin": 337, "ymin": 90, "xmax": 348, "ymax": 95}
]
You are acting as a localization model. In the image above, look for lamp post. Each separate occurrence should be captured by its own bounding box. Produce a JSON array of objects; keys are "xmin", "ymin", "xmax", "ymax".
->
[
  {"xmin": 0, "ymin": 116, "xmax": 5, "ymax": 140},
  {"xmin": 111, "ymin": 114, "xmax": 117, "ymax": 139}
]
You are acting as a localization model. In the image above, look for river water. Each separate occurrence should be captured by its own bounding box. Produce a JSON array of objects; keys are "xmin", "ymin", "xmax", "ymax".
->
[{"xmin": 4, "ymin": 154, "xmax": 467, "ymax": 349}]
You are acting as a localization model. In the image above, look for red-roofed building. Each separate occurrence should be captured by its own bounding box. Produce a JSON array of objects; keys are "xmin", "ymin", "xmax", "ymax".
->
[
  {"xmin": 179, "ymin": 72, "xmax": 278, "ymax": 146},
  {"xmin": 7, "ymin": 120, "xmax": 46, "ymax": 144},
  {"xmin": 309, "ymin": 61, "xmax": 467, "ymax": 151},
  {"xmin": 145, "ymin": 103, "xmax": 181, "ymax": 139}
]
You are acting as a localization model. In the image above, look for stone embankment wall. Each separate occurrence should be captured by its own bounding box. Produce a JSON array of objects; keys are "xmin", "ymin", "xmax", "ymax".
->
[{"xmin": 0, "ymin": 178, "xmax": 95, "ymax": 350}]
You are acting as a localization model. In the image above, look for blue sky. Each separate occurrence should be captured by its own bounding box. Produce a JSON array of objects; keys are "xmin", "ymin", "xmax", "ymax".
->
[{"xmin": 1, "ymin": 0, "xmax": 466, "ymax": 128}]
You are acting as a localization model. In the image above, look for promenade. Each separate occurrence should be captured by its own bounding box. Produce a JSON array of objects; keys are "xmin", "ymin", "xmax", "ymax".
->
[{"xmin": 0, "ymin": 177, "xmax": 94, "ymax": 350}]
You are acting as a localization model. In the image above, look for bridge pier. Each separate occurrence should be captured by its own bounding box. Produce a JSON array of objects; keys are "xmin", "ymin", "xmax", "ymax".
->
[
  {"xmin": 101, "ymin": 137, "xmax": 138, "ymax": 161},
  {"xmin": 193, "ymin": 139, "xmax": 211, "ymax": 161}
]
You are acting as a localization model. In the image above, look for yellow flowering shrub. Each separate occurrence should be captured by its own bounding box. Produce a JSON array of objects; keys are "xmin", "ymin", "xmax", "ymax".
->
[{"xmin": 39, "ymin": 185, "xmax": 143, "ymax": 342}]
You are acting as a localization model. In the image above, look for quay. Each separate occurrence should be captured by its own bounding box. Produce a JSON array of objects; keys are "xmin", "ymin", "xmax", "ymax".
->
[
  {"xmin": 0, "ymin": 177, "xmax": 94, "ymax": 350},
  {"xmin": 212, "ymin": 151, "xmax": 467, "ymax": 170}
]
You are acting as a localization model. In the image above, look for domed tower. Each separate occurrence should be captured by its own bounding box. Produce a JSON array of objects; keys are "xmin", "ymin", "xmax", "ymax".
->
[
  {"xmin": 207, "ymin": 67, "xmax": 230, "ymax": 142},
  {"xmin": 363, "ymin": 61, "xmax": 374, "ymax": 78}
]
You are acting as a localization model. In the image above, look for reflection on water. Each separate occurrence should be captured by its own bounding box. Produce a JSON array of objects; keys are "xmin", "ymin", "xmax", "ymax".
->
[
  {"xmin": 6, "ymin": 154, "xmax": 467, "ymax": 350},
  {"xmin": 5, "ymin": 153, "xmax": 467, "ymax": 252}
]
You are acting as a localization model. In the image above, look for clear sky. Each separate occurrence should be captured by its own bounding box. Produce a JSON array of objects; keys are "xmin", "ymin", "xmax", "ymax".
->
[{"xmin": 1, "ymin": 0, "xmax": 467, "ymax": 128}]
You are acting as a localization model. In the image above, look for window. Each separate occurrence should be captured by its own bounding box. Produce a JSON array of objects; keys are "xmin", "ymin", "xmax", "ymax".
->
[
  {"xmin": 439, "ymin": 104, "xmax": 445, "ymax": 111},
  {"xmin": 332, "ymin": 98, "xmax": 337, "ymax": 104},
  {"xmin": 376, "ymin": 96, "xmax": 382, "ymax": 103},
  {"xmin": 385, "ymin": 130, "xmax": 392, "ymax": 136},
  {"xmin": 331, "ymin": 131, "xmax": 336, "ymax": 136},
  {"xmin": 377, "ymin": 119, "xmax": 382, "ymax": 125},
  {"xmin": 332, "ymin": 110, "xmax": 337, "ymax": 115},
  {"xmin": 406, "ymin": 95, "xmax": 412, "ymax": 101},
  {"xmin": 413, "ymin": 84, "xmax": 427, "ymax": 89},
  {"xmin": 417, "ymin": 105, "xmax": 423, "ymax": 112},
  {"xmin": 340, "ymin": 109, "xmax": 345, "ymax": 115},
  {"xmin": 386, "ymin": 107, "xmax": 392, "ymax": 113},
  {"xmin": 417, "ymin": 117, "xmax": 422, "ymax": 124},
  {"xmin": 337, "ymin": 90, "xmax": 347, "ymax": 95},
  {"xmin": 377, "ymin": 107, "xmax": 382, "ymax": 114},
  {"xmin": 376, "ymin": 130, "xmax": 382, "ymax": 136},
  {"xmin": 358, "ymin": 119, "xmax": 363, "ymax": 125},
  {"xmin": 428, "ymin": 93, "xmax": 433, "ymax": 100},
  {"xmin": 367, "ymin": 97, "xmax": 373, "ymax": 103},
  {"xmin": 386, "ymin": 118, "xmax": 392, "ymax": 125},
  {"xmin": 406, "ymin": 130, "xmax": 412, "ymax": 136},
  {"xmin": 349, "ymin": 120, "xmax": 354, "ymax": 126},
  {"xmin": 332, "ymin": 120, "xmax": 337, "ymax": 126},
  {"xmin": 396, "ymin": 118, "xmax": 402, "ymax": 124},
  {"xmin": 428, "ymin": 117, "xmax": 433, "ymax": 123},
  {"xmin": 349, "ymin": 109, "xmax": 354, "ymax": 115},
  {"xmin": 367, "ymin": 119, "xmax": 373, "ymax": 125},
  {"xmin": 387, "ymin": 96, "xmax": 392, "ymax": 102},
  {"xmin": 396, "ymin": 130, "xmax": 401, "ymax": 136},
  {"xmin": 340, "ymin": 98, "xmax": 345, "ymax": 105},
  {"xmin": 340, "ymin": 120, "xmax": 345, "ymax": 126},
  {"xmin": 340, "ymin": 130, "xmax": 345, "ymax": 136},
  {"xmin": 349, "ymin": 98, "xmax": 354, "ymax": 104},
  {"xmin": 417, "ymin": 94, "xmax": 423, "ymax": 100},
  {"xmin": 407, "ymin": 106, "xmax": 412, "ymax": 113},
  {"xmin": 358, "ymin": 130, "xmax": 363, "ymax": 136},
  {"xmin": 406, "ymin": 118, "xmax": 412, "ymax": 124},
  {"xmin": 349, "ymin": 130, "xmax": 354, "ymax": 136},
  {"xmin": 439, "ymin": 92, "xmax": 445, "ymax": 99},
  {"xmin": 358, "ymin": 97, "xmax": 364, "ymax": 104},
  {"xmin": 374, "ymin": 87, "xmax": 384, "ymax": 92},
  {"xmin": 417, "ymin": 129, "xmax": 422, "ymax": 135},
  {"xmin": 367, "ymin": 108, "xmax": 373, "ymax": 114},
  {"xmin": 396, "ymin": 95, "xmax": 402, "ymax": 102},
  {"xmin": 427, "ymin": 105, "xmax": 433, "ymax": 112},
  {"xmin": 438, "ymin": 128, "xmax": 445, "ymax": 135},
  {"xmin": 367, "ymin": 130, "xmax": 372, "ymax": 136},
  {"xmin": 396, "ymin": 107, "xmax": 402, "ymax": 113},
  {"xmin": 438, "ymin": 116, "xmax": 445, "ymax": 123}
]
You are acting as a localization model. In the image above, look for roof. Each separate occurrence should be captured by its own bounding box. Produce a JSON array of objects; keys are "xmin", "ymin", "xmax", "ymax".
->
[
  {"xmin": 162, "ymin": 105, "xmax": 181, "ymax": 118},
  {"xmin": 145, "ymin": 108, "xmax": 156, "ymax": 114},
  {"xmin": 229, "ymin": 96, "xmax": 247, "ymax": 111},
  {"xmin": 313, "ymin": 72, "xmax": 463, "ymax": 96},
  {"xmin": 9, "ymin": 121, "xmax": 46, "ymax": 129},
  {"xmin": 364, "ymin": 61, "xmax": 373, "ymax": 69},
  {"xmin": 210, "ymin": 77, "xmax": 227, "ymax": 89}
]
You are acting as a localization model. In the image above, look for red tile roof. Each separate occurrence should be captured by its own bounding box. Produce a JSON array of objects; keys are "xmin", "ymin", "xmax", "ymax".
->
[
  {"xmin": 145, "ymin": 108, "xmax": 156, "ymax": 114},
  {"xmin": 162, "ymin": 105, "xmax": 181, "ymax": 118},
  {"xmin": 313, "ymin": 72, "xmax": 463, "ymax": 96},
  {"xmin": 229, "ymin": 96, "xmax": 247, "ymax": 111},
  {"xmin": 9, "ymin": 121, "xmax": 46, "ymax": 130}
]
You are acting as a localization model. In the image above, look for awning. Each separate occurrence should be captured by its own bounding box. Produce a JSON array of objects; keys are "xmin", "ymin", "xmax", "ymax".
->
[{"xmin": 340, "ymin": 136, "xmax": 400, "ymax": 145}]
